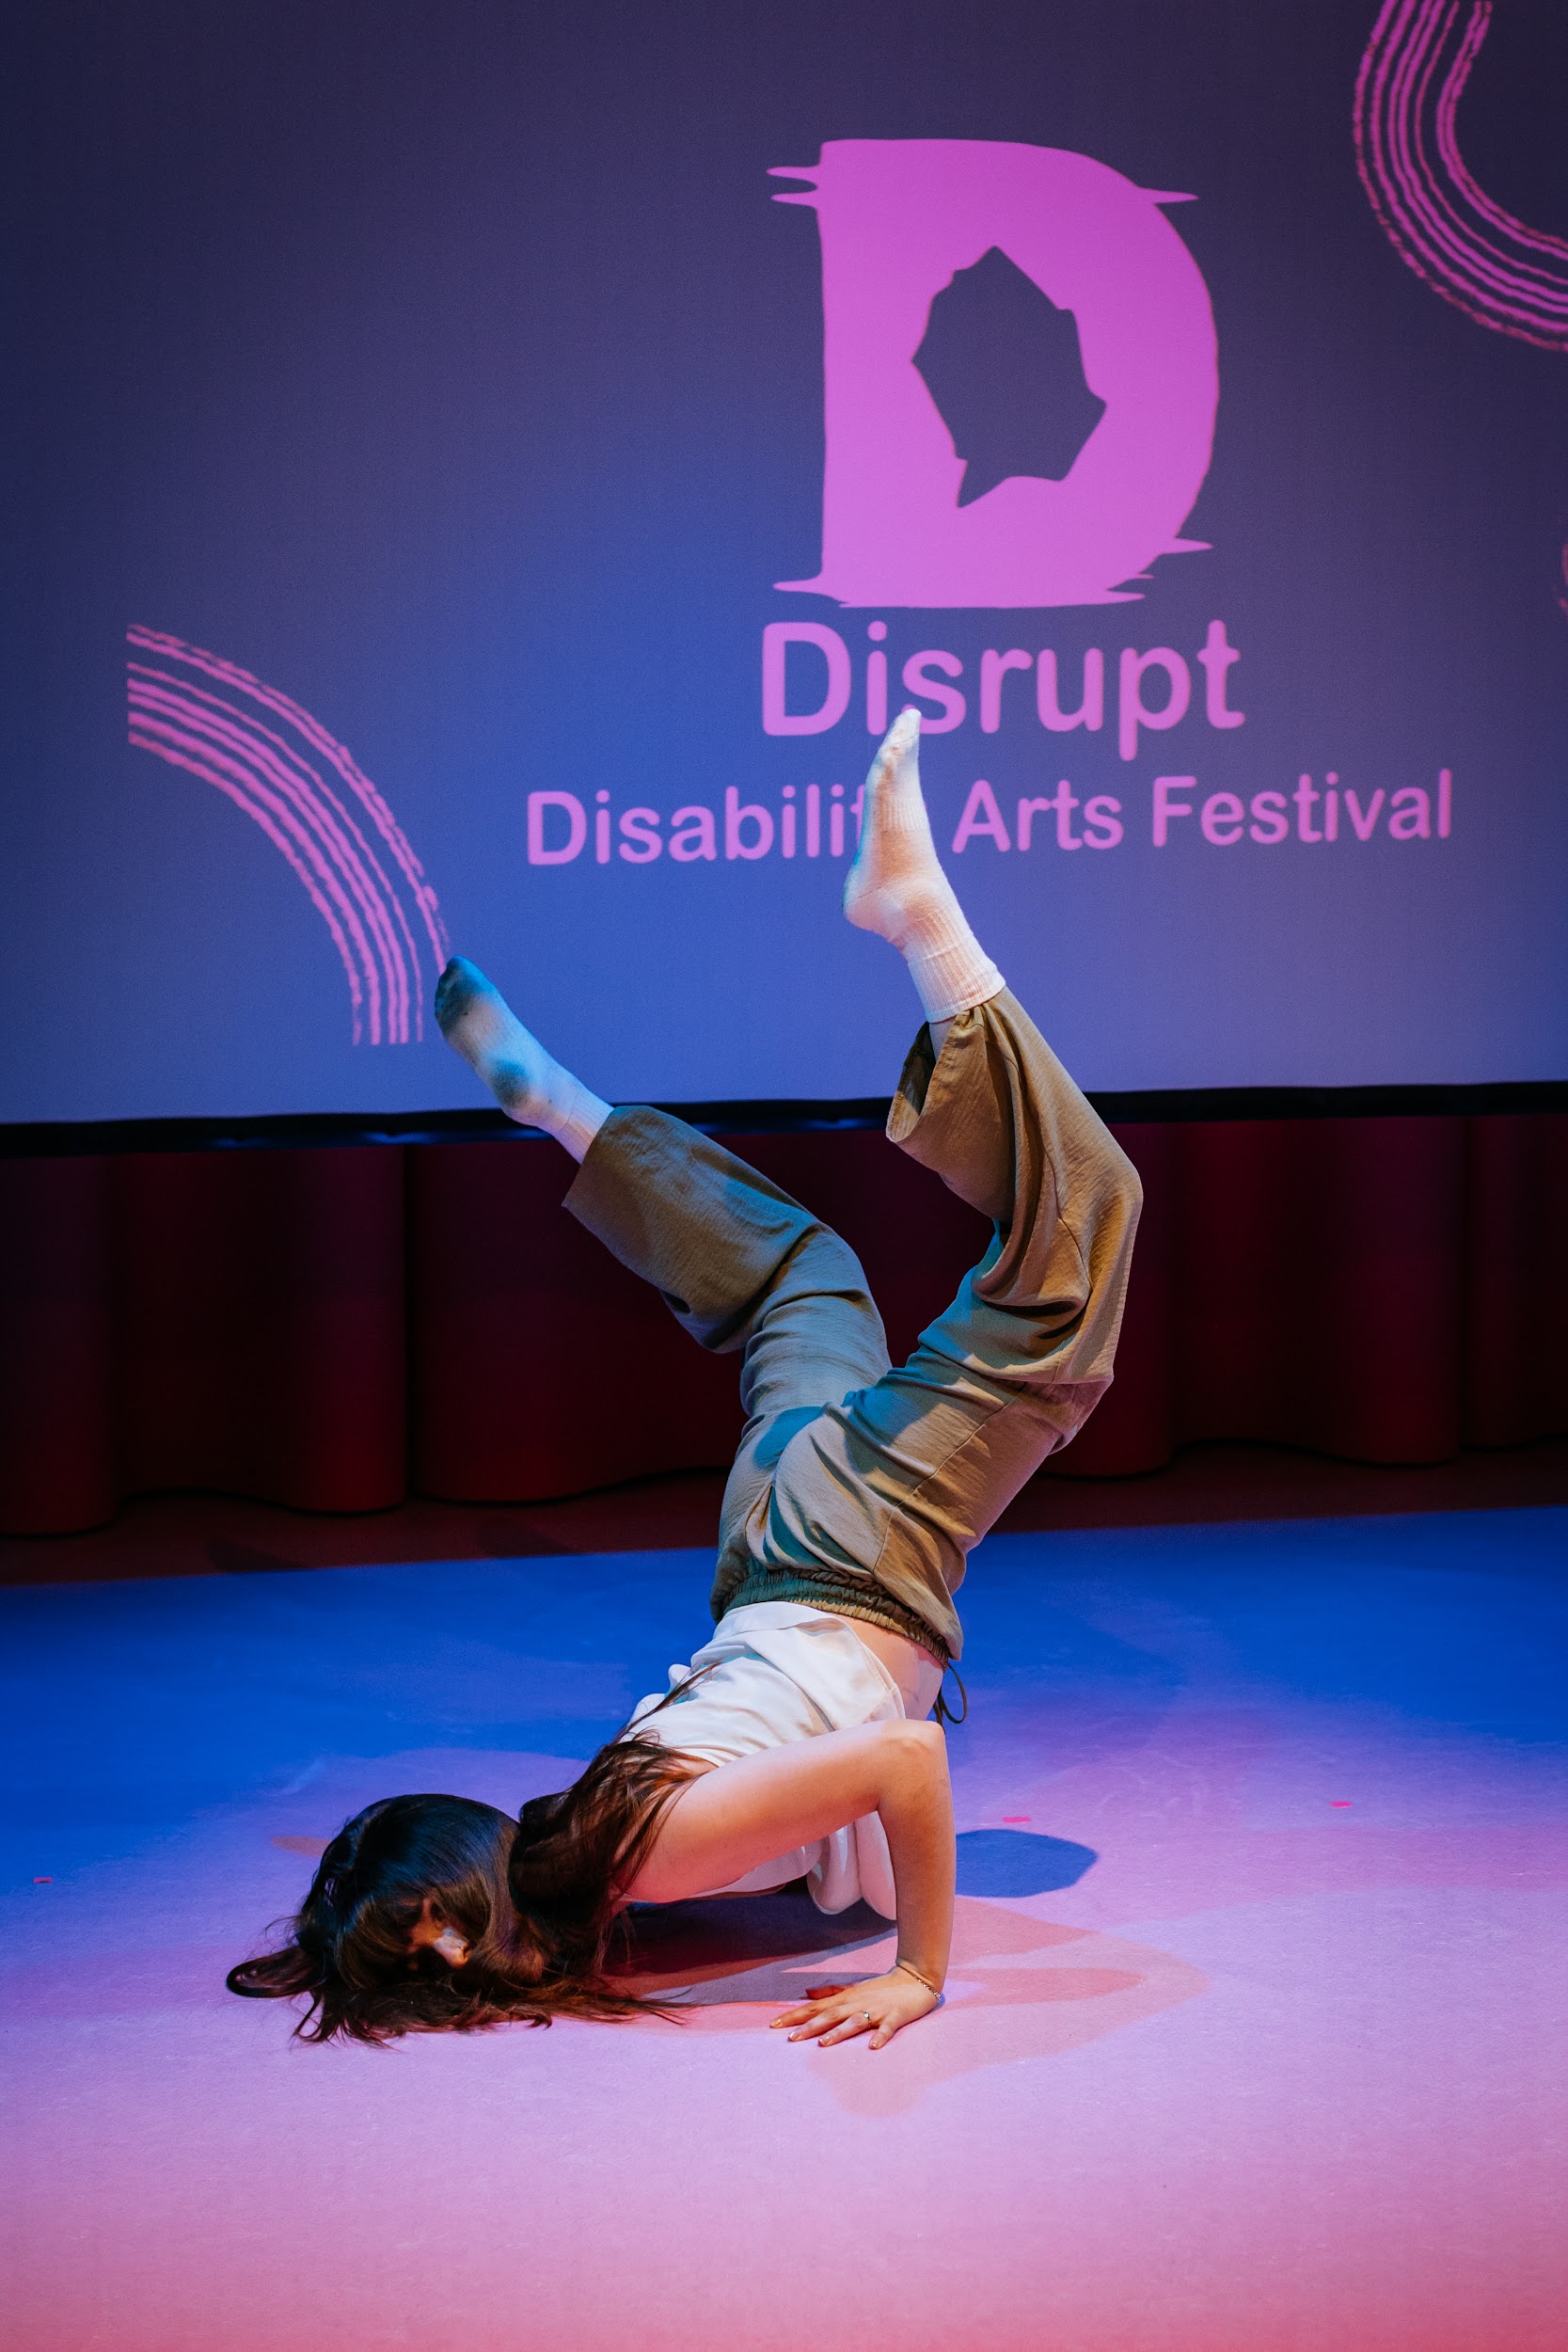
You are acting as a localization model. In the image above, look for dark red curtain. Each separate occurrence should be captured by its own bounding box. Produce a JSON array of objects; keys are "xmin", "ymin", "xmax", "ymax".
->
[{"xmin": 3, "ymin": 1113, "xmax": 1565, "ymax": 1535}]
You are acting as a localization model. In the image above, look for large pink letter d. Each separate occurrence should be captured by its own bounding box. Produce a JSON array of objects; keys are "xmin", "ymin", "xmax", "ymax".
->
[{"xmin": 772, "ymin": 139, "xmax": 1218, "ymax": 608}]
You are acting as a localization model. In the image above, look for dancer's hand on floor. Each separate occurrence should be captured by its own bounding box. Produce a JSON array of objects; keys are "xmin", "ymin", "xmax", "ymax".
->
[{"xmin": 770, "ymin": 1968, "xmax": 941, "ymax": 2050}]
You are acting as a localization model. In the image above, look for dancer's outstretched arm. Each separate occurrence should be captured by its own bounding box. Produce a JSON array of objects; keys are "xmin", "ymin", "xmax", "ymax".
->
[{"xmin": 624, "ymin": 1721, "xmax": 954, "ymax": 2047}]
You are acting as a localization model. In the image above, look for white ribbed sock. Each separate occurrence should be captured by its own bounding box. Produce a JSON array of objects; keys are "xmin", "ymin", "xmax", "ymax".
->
[
  {"xmin": 435, "ymin": 958, "xmax": 610, "ymax": 1164},
  {"xmin": 844, "ymin": 707, "xmax": 1005, "ymax": 1025}
]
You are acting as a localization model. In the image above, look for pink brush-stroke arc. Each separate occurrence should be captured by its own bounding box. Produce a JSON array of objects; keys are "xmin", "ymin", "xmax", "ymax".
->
[
  {"xmin": 127, "ymin": 629, "xmax": 440, "ymax": 1040},
  {"xmin": 1433, "ymin": 6, "xmax": 1568, "ymax": 274},
  {"xmin": 1356, "ymin": 0, "xmax": 1567, "ymax": 339},
  {"xmin": 128, "ymin": 682, "xmax": 393, "ymax": 1042},
  {"xmin": 127, "ymin": 725, "xmax": 370, "ymax": 1044},
  {"xmin": 129, "ymin": 668, "xmax": 411, "ymax": 1042},
  {"xmin": 1358, "ymin": 1, "xmax": 1546, "ymax": 334},
  {"xmin": 147, "ymin": 671, "xmax": 416, "ymax": 1040},
  {"xmin": 1354, "ymin": 0, "xmax": 1568, "ymax": 351},
  {"xmin": 1357, "ymin": 0, "xmax": 1566, "ymax": 339},
  {"xmin": 128, "ymin": 697, "xmax": 390, "ymax": 1043},
  {"xmin": 130, "ymin": 653, "xmax": 426, "ymax": 1041},
  {"xmin": 127, "ymin": 630, "xmax": 449, "ymax": 1045},
  {"xmin": 1389, "ymin": 5, "xmax": 1566, "ymax": 324},
  {"xmin": 129, "ymin": 628, "xmax": 449, "ymax": 973}
]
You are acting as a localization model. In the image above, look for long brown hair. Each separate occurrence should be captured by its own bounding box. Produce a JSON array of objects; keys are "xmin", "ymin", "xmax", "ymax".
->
[{"xmin": 227, "ymin": 1725, "xmax": 705, "ymax": 2044}]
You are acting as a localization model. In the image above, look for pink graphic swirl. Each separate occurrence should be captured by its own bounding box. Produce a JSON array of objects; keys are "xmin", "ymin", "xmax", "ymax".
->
[
  {"xmin": 126, "ymin": 628, "xmax": 449, "ymax": 1045},
  {"xmin": 1354, "ymin": 0, "xmax": 1568, "ymax": 351}
]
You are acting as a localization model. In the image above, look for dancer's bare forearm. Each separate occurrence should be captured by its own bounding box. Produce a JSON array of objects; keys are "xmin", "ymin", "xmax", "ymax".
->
[
  {"xmin": 769, "ymin": 1723, "xmax": 953, "ymax": 2049},
  {"xmin": 879, "ymin": 1724, "xmax": 955, "ymax": 1993},
  {"xmin": 626, "ymin": 1721, "xmax": 954, "ymax": 2047}
]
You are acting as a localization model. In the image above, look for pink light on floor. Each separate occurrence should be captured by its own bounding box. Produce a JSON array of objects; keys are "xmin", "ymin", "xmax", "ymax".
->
[
  {"xmin": 1354, "ymin": 0, "xmax": 1568, "ymax": 351},
  {"xmin": 126, "ymin": 628, "xmax": 449, "ymax": 1044}
]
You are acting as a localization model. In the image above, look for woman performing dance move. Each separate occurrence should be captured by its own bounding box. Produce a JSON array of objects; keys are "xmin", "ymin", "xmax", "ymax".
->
[{"xmin": 229, "ymin": 709, "xmax": 1141, "ymax": 2050}]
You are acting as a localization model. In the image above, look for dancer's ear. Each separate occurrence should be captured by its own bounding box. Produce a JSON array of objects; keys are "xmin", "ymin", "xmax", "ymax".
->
[{"xmin": 406, "ymin": 1902, "xmax": 472, "ymax": 1969}]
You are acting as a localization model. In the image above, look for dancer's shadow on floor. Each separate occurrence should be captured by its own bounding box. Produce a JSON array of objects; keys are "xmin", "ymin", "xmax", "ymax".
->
[
  {"xmin": 617, "ymin": 1830, "xmax": 1097, "ymax": 1988},
  {"xmin": 614, "ymin": 1831, "xmax": 1208, "ymax": 2114}
]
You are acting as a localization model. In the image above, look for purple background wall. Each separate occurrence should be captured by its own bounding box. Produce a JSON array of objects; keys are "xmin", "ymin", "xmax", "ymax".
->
[{"xmin": 4, "ymin": 0, "xmax": 1566, "ymax": 1123}]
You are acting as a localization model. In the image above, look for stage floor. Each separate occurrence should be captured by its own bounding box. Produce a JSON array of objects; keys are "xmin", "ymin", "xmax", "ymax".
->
[{"xmin": 5, "ymin": 1509, "xmax": 1565, "ymax": 2352}]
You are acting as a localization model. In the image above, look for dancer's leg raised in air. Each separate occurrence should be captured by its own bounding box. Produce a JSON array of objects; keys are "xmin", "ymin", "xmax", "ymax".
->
[
  {"xmin": 721, "ymin": 706, "xmax": 1144, "ymax": 1665},
  {"xmin": 435, "ymin": 956, "xmax": 610, "ymax": 1164},
  {"xmin": 845, "ymin": 704, "xmax": 1004, "ymax": 1041}
]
